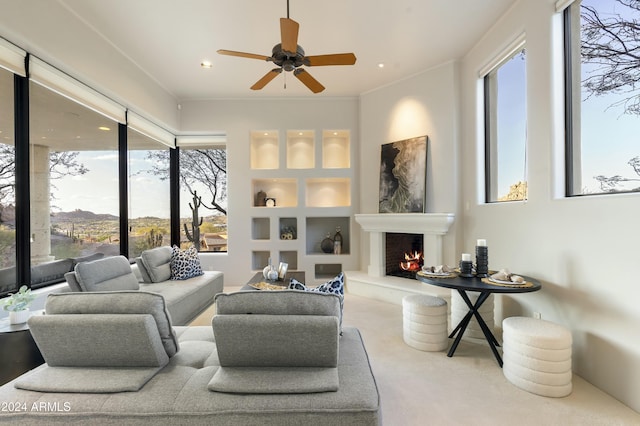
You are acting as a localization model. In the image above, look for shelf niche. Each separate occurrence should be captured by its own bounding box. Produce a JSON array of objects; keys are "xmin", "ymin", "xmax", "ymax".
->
[
  {"xmin": 251, "ymin": 217, "xmax": 270, "ymax": 240},
  {"xmin": 252, "ymin": 178, "xmax": 298, "ymax": 207},
  {"xmin": 315, "ymin": 263, "xmax": 343, "ymax": 280},
  {"xmin": 322, "ymin": 130, "xmax": 350, "ymax": 169},
  {"xmin": 250, "ymin": 130, "xmax": 279, "ymax": 170},
  {"xmin": 279, "ymin": 217, "xmax": 297, "ymax": 240},
  {"xmin": 279, "ymin": 250, "xmax": 298, "ymax": 270},
  {"xmin": 287, "ymin": 130, "xmax": 314, "ymax": 169},
  {"xmin": 252, "ymin": 250, "xmax": 271, "ymax": 270},
  {"xmin": 306, "ymin": 217, "xmax": 350, "ymax": 255},
  {"xmin": 306, "ymin": 178, "xmax": 350, "ymax": 207}
]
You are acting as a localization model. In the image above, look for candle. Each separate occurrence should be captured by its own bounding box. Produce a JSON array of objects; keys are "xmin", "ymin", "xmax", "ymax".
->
[
  {"xmin": 477, "ymin": 239, "xmax": 487, "ymax": 247},
  {"xmin": 461, "ymin": 253, "xmax": 471, "ymax": 261}
]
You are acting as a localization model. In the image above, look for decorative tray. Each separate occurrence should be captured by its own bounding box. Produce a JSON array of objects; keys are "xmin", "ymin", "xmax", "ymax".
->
[
  {"xmin": 248, "ymin": 281, "xmax": 287, "ymax": 291},
  {"xmin": 481, "ymin": 277, "xmax": 534, "ymax": 288},
  {"xmin": 417, "ymin": 270, "xmax": 458, "ymax": 279}
]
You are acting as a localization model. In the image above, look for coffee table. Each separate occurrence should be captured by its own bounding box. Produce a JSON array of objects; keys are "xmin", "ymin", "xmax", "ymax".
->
[{"xmin": 241, "ymin": 271, "xmax": 306, "ymax": 291}]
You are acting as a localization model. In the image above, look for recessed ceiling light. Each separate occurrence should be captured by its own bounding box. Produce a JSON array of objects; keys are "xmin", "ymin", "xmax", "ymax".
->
[
  {"xmin": 201, "ymin": 60, "xmax": 213, "ymax": 69},
  {"xmin": 98, "ymin": 126, "xmax": 110, "ymax": 131},
  {"xmin": 377, "ymin": 63, "xmax": 385, "ymax": 68}
]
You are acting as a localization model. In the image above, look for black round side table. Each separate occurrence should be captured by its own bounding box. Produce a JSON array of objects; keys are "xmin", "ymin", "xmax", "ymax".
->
[{"xmin": 0, "ymin": 311, "xmax": 45, "ymax": 385}]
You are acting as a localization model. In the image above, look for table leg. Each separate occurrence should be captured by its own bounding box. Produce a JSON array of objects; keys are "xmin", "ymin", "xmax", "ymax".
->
[{"xmin": 447, "ymin": 289, "xmax": 503, "ymax": 367}]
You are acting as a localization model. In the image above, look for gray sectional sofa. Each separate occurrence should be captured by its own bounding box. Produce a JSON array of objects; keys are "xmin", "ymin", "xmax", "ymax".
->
[
  {"xmin": 64, "ymin": 247, "xmax": 224, "ymax": 325},
  {"xmin": 0, "ymin": 290, "xmax": 381, "ymax": 425}
]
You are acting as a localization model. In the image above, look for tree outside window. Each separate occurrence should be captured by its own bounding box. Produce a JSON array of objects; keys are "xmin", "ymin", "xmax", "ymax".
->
[{"xmin": 567, "ymin": 0, "xmax": 640, "ymax": 195}]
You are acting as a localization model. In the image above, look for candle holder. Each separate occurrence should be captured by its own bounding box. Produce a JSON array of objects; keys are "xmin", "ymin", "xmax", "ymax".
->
[
  {"xmin": 475, "ymin": 245, "xmax": 489, "ymax": 277},
  {"xmin": 459, "ymin": 260, "xmax": 474, "ymax": 278}
]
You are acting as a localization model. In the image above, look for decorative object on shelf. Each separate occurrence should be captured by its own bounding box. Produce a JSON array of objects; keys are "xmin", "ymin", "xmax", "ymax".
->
[
  {"xmin": 183, "ymin": 191, "xmax": 204, "ymax": 251},
  {"xmin": 278, "ymin": 262, "xmax": 289, "ymax": 279},
  {"xmin": 263, "ymin": 258, "xmax": 279, "ymax": 281},
  {"xmin": 333, "ymin": 226, "xmax": 343, "ymax": 254},
  {"xmin": 459, "ymin": 253, "xmax": 473, "ymax": 278},
  {"xmin": 475, "ymin": 239, "xmax": 489, "ymax": 277},
  {"xmin": 255, "ymin": 190, "xmax": 267, "ymax": 207},
  {"xmin": 1, "ymin": 285, "xmax": 37, "ymax": 325},
  {"xmin": 280, "ymin": 225, "xmax": 296, "ymax": 240},
  {"xmin": 321, "ymin": 233, "xmax": 334, "ymax": 253},
  {"xmin": 265, "ymin": 197, "xmax": 276, "ymax": 207},
  {"xmin": 379, "ymin": 135, "xmax": 428, "ymax": 213}
]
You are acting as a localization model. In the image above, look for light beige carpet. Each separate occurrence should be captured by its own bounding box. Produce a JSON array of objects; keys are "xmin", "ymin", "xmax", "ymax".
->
[{"xmin": 191, "ymin": 286, "xmax": 640, "ymax": 425}]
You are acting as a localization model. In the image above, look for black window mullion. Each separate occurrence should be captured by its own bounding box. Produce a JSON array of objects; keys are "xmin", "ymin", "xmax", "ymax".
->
[
  {"xmin": 14, "ymin": 73, "xmax": 30, "ymax": 288},
  {"xmin": 483, "ymin": 75, "xmax": 491, "ymax": 204},
  {"xmin": 170, "ymin": 145, "xmax": 180, "ymax": 247},
  {"xmin": 118, "ymin": 122, "xmax": 129, "ymax": 257}
]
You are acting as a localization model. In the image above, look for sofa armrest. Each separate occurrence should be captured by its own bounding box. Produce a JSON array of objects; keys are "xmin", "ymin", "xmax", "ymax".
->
[{"xmin": 213, "ymin": 314, "xmax": 339, "ymax": 367}]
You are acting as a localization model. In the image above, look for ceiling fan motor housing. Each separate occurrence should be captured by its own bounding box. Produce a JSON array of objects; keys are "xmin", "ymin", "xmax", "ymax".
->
[{"xmin": 272, "ymin": 43, "xmax": 305, "ymax": 71}]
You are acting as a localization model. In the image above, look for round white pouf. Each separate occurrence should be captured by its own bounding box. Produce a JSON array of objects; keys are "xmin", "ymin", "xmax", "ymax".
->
[
  {"xmin": 402, "ymin": 295, "xmax": 448, "ymax": 352},
  {"xmin": 502, "ymin": 317, "xmax": 573, "ymax": 397},
  {"xmin": 450, "ymin": 291, "xmax": 494, "ymax": 340}
]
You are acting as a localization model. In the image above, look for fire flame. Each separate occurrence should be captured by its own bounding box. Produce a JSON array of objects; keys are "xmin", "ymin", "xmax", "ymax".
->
[{"xmin": 399, "ymin": 251, "xmax": 423, "ymax": 271}]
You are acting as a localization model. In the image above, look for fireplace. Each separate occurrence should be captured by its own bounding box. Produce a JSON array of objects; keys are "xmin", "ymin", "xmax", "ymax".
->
[
  {"xmin": 385, "ymin": 233, "xmax": 424, "ymax": 278},
  {"xmin": 354, "ymin": 213, "xmax": 454, "ymax": 278},
  {"xmin": 349, "ymin": 213, "xmax": 455, "ymax": 305}
]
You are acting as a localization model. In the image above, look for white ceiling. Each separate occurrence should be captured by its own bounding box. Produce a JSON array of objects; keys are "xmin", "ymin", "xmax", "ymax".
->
[{"xmin": 0, "ymin": 0, "xmax": 517, "ymax": 100}]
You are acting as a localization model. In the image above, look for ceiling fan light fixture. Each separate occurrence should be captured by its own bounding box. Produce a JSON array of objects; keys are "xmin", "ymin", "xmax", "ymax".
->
[{"xmin": 200, "ymin": 60, "xmax": 213, "ymax": 69}]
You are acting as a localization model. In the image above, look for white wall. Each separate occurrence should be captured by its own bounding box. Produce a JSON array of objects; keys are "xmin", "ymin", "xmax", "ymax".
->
[
  {"xmin": 459, "ymin": 0, "xmax": 640, "ymax": 412},
  {"xmin": 0, "ymin": 0, "xmax": 179, "ymax": 131},
  {"xmin": 359, "ymin": 62, "xmax": 461, "ymax": 269},
  {"xmin": 180, "ymin": 97, "xmax": 359, "ymax": 286}
]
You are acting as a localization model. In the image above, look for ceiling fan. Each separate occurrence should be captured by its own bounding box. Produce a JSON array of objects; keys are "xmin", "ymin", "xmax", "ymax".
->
[{"xmin": 217, "ymin": 0, "xmax": 356, "ymax": 93}]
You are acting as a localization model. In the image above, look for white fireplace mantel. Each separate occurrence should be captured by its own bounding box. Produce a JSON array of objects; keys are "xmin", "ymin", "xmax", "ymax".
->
[{"xmin": 355, "ymin": 213, "xmax": 454, "ymax": 277}]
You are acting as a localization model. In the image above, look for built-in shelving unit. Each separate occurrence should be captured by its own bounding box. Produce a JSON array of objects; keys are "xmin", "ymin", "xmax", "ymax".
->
[{"xmin": 249, "ymin": 128, "xmax": 357, "ymax": 284}]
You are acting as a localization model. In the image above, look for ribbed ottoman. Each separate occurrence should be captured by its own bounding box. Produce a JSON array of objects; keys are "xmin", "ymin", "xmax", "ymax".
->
[
  {"xmin": 402, "ymin": 294, "xmax": 448, "ymax": 351},
  {"xmin": 450, "ymin": 291, "xmax": 494, "ymax": 340},
  {"xmin": 502, "ymin": 317, "xmax": 572, "ymax": 397}
]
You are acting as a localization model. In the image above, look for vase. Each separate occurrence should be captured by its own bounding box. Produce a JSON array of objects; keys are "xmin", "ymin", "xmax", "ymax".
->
[{"xmin": 9, "ymin": 309, "xmax": 31, "ymax": 325}]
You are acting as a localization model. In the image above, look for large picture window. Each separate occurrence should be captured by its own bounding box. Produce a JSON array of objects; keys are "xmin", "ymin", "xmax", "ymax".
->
[
  {"xmin": 565, "ymin": 0, "xmax": 640, "ymax": 195},
  {"xmin": 128, "ymin": 129, "xmax": 170, "ymax": 258},
  {"xmin": 484, "ymin": 47, "xmax": 528, "ymax": 202},
  {"xmin": 29, "ymin": 82, "xmax": 119, "ymax": 289},
  {"xmin": 0, "ymin": 68, "xmax": 16, "ymax": 295},
  {"xmin": 178, "ymin": 145, "xmax": 228, "ymax": 252}
]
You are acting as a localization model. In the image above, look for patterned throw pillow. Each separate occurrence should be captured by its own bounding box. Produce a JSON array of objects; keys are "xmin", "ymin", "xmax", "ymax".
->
[
  {"xmin": 288, "ymin": 272, "xmax": 345, "ymax": 333},
  {"xmin": 170, "ymin": 245, "xmax": 204, "ymax": 280}
]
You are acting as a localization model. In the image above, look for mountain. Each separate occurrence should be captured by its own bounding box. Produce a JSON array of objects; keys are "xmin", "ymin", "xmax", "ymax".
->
[{"xmin": 51, "ymin": 209, "xmax": 119, "ymax": 222}]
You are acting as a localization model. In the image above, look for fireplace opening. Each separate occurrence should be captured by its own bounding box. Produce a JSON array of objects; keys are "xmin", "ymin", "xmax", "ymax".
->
[{"xmin": 385, "ymin": 232, "xmax": 424, "ymax": 279}]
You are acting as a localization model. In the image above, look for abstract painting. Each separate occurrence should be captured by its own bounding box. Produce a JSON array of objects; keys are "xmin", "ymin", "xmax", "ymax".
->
[{"xmin": 379, "ymin": 136, "xmax": 427, "ymax": 213}]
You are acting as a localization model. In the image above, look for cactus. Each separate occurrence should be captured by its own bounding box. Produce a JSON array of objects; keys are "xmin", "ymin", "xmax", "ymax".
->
[
  {"xmin": 146, "ymin": 228, "xmax": 163, "ymax": 248},
  {"xmin": 183, "ymin": 191, "xmax": 204, "ymax": 250}
]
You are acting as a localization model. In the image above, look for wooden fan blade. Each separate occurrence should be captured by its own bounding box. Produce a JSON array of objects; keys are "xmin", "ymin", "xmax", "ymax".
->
[
  {"xmin": 251, "ymin": 68, "xmax": 282, "ymax": 90},
  {"xmin": 293, "ymin": 68, "xmax": 325, "ymax": 93},
  {"xmin": 304, "ymin": 53, "xmax": 357, "ymax": 66},
  {"xmin": 280, "ymin": 18, "xmax": 299, "ymax": 54},
  {"xmin": 217, "ymin": 49, "xmax": 271, "ymax": 61}
]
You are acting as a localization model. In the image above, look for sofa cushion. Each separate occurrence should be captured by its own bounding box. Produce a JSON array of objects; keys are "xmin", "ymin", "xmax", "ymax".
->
[
  {"xmin": 140, "ymin": 246, "xmax": 172, "ymax": 283},
  {"xmin": 288, "ymin": 272, "xmax": 345, "ymax": 331},
  {"xmin": 44, "ymin": 291, "xmax": 179, "ymax": 357},
  {"xmin": 74, "ymin": 255, "xmax": 139, "ymax": 292},
  {"xmin": 170, "ymin": 245, "xmax": 204, "ymax": 280},
  {"xmin": 30, "ymin": 258, "xmax": 74, "ymax": 285},
  {"xmin": 208, "ymin": 366, "xmax": 339, "ymax": 394},
  {"xmin": 27, "ymin": 314, "xmax": 170, "ymax": 367},
  {"xmin": 215, "ymin": 290, "xmax": 341, "ymax": 317},
  {"xmin": 14, "ymin": 365, "xmax": 163, "ymax": 393}
]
